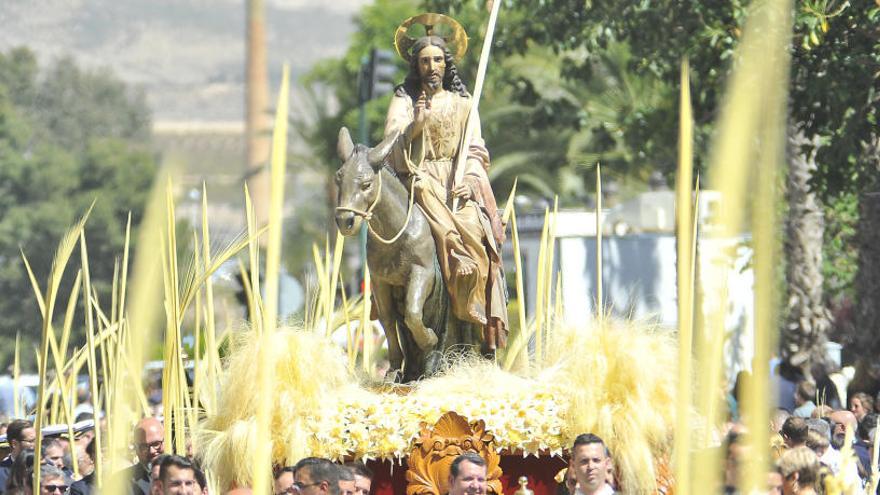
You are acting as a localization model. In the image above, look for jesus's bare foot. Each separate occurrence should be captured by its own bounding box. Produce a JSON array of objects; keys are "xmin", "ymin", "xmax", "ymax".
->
[
  {"xmin": 451, "ymin": 250, "xmax": 477, "ymax": 277},
  {"xmin": 413, "ymin": 327, "xmax": 438, "ymax": 350}
]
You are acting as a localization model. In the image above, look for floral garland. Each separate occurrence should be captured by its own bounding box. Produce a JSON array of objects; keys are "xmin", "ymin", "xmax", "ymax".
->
[{"xmin": 305, "ymin": 390, "xmax": 568, "ymax": 462}]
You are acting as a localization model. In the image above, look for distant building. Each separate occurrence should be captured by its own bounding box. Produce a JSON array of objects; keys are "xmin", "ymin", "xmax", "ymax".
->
[
  {"xmin": 603, "ymin": 190, "xmax": 723, "ymax": 235},
  {"xmin": 509, "ymin": 191, "xmax": 754, "ymax": 382}
]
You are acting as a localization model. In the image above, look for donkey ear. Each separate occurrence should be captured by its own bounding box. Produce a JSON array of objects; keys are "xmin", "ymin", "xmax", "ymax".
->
[
  {"xmin": 367, "ymin": 130, "xmax": 400, "ymax": 168},
  {"xmin": 337, "ymin": 127, "xmax": 355, "ymax": 162}
]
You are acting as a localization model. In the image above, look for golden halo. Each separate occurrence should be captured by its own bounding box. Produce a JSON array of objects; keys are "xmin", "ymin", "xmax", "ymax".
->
[{"xmin": 394, "ymin": 13, "xmax": 468, "ymax": 63}]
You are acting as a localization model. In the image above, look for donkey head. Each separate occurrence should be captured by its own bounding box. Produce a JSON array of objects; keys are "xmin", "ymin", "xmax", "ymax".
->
[{"xmin": 334, "ymin": 127, "xmax": 399, "ymax": 236}]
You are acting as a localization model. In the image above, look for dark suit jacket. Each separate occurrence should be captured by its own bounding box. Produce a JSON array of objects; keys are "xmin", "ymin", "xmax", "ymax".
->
[
  {"xmin": 69, "ymin": 472, "xmax": 96, "ymax": 495},
  {"xmin": 0, "ymin": 455, "xmax": 14, "ymax": 493}
]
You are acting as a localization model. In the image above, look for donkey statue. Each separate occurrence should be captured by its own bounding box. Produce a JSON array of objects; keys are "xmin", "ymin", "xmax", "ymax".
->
[{"xmin": 334, "ymin": 127, "xmax": 477, "ymax": 382}]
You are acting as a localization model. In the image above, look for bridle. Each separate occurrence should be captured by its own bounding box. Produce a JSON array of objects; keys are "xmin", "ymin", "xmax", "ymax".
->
[{"xmin": 335, "ymin": 163, "xmax": 417, "ymax": 245}]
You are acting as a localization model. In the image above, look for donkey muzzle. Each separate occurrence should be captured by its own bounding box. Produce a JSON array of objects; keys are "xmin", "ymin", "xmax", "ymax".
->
[{"xmin": 335, "ymin": 209, "xmax": 361, "ymax": 236}]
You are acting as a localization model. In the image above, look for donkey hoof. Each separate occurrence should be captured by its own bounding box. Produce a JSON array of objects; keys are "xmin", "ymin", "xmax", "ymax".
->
[{"xmin": 425, "ymin": 350, "xmax": 443, "ymax": 375}]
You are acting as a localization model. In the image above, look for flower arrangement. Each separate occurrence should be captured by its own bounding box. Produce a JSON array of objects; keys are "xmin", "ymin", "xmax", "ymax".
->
[
  {"xmin": 305, "ymin": 388, "xmax": 568, "ymax": 462},
  {"xmin": 199, "ymin": 320, "xmax": 678, "ymax": 494}
]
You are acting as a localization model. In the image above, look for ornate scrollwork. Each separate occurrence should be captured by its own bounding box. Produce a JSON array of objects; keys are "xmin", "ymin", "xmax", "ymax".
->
[{"xmin": 406, "ymin": 411, "xmax": 502, "ymax": 495}]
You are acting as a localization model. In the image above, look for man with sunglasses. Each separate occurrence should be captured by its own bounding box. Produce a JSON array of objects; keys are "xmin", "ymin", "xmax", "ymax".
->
[
  {"xmin": 114, "ymin": 416, "xmax": 165, "ymax": 495},
  {"xmin": 38, "ymin": 464, "xmax": 70, "ymax": 495},
  {"xmin": 292, "ymin": 457, "xmax": 341, "ymax": 495}
]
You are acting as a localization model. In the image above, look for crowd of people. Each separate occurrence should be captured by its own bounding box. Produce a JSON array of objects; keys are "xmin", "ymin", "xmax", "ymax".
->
[
  {"xmin": 0, "ymin": 410, "xmax": 622, "ymax": 495},
  {"xmin": 0, "ymin": 372, "xmax": 877, "ymax": 495},
  {"xmin": 720, "ymin": 369, "xmax": 880, "ymax": 495}
]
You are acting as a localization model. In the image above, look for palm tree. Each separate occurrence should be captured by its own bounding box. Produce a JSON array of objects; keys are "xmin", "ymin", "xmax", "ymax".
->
[
  {"xmin": 853, "ymin": 137, "xmax": 880, "ymax": 382},
  {"xmin": 782, "ymin": 128, "xmax": 832, "ymax": 381},
  {"xmin": 483, "ymin": 42, "xmax": 673, "ymax": 206}
]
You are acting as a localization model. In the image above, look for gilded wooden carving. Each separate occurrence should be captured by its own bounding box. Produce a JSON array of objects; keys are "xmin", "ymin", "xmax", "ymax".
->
[{"xmin": 406, "ymin": 411, "xmax": 502, "ymax": 495}]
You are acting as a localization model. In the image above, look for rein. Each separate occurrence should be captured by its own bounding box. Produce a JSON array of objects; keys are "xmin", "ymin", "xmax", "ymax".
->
[{"xmin": 335, "ymin": 163, "xmax": 418, "ymax": 245}]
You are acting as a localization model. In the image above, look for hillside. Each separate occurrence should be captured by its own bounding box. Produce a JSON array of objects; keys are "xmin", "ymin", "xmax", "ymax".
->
[{"xmin": 0, "ymin": 0, "xmax": 368, "ymax": 121}]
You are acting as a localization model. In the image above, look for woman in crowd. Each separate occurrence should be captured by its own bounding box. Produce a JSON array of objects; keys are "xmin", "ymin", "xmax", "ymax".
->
[{"xmin": 776, "ymin": 446, "xmax": 821, "ymax": 495}]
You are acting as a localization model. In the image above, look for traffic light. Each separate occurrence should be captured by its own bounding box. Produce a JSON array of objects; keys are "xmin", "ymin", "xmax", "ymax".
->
[
  {"xmin": 359, "ymin": 49, "xmax": 397, "ymax": 104},
  {"xmin": 369, "ymin": 49, "xmax": 396, "ymax": 99}
]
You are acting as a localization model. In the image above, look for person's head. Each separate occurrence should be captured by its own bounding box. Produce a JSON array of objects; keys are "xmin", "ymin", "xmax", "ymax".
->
[
  {"xmin": 193, "ymin": 465, "xmax": 207, "ymax": 495},
  {"xmin": 75, "ymin": 427, "xmax": 95, "ymax": 452},
  {"xmin": 771, "ymin": 409, "xmax": 791, "ymax": 434},
  {"xmin": 570, "ymin": 434, "xmax": 611, "ymax": 494},
  {"xmin": 857, "ymin": 412, "xmax": 878, "ymax": 443},
  {"xmin": 344, "ymin": 462, "xmax": 372, "ymax": 495},
  {"xmin": 38, "ymin": 464, "xmax": 69, "ymax": 495},
  {"xmin": 336, "ymin": 465, "xmax": 356, "ymax": 495},
  {"xmin": 804, "ymin": 418, "xmax": 831, "ymax": 443},
  {"xmin": 75, "ymin": 438, "xmax": 95, "ymax": 477},
  {"xmin": 398, "ymin": 36, "xmax": 469, "ymax": 100},
  {"xmin": 6, "ymin": 419, "xmax": 36, "ymax": 456},
  {"xmin": 828, "ymin": 409, "xmax": 858, "ymax": 448},
  {"xmin": 805, "ymin": 430, "xmax": 829, "ymax": 456},
  {"xmin": 152, "ymin": 454, "xmax": 172, "ymax": 480},
  {"xmin": 776, "ymin": 446, "xmax": 820, "ymax": 495},
  {"xmin": 154, "ymin": 455, "xmax": 197, "ymax": 495},
  {"xmin": 794, "ymin": 381, "xmax": 816, "ymax": 407},
  {"xmin": 448, "ymin": 453, "xmax": 487, "ymax": 495},
  {"xmin": 41, "ymin": 438, "xmax": 65, "ymax": 470},
  {"xmin": 766, "ymin": 471, "xmax": 784, "ymax": 495},
  {"xmin": 134, "ymin": 417, "xmax": 165, "ymax": 466},
  {"xmin": 50, "ymin": 435, "xmax": 70, "ymax": 456},
  {"xmin": 781, "ymin": 417, "xmax": 809, "ymax": 448},
  {"xmin": 274, "ymin": 466, "xmax": 295, "ymax": 495},
  {"xmin": 293, "ymin": 457, "xmax": 340, "ymax": 495},
  {"xmin": 7, "ymin": 449, "xmax": 36, "ymax": 492},
  {"xmin": 604, "ymin": 458, "xmax": 615, "ymax": 489},
  {"xmin": 564, "ymin": 467, "xmax": 578, "ymax": 494},
  {"xmin": 849, "ymin": 392, "xmax": 873, "ymax": 421},
  {"xmin": 724, "ymin": 431, "xmax": 750, "ymax": 489}
]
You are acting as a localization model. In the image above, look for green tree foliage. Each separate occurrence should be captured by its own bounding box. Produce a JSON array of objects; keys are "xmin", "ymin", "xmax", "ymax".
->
[
  {"xmin": 0, "ymin": 47, "xmax": 157, "ymax": 367},
  {"xmin": 289, "ymin": 0, "xmax": 419, "ymax": 278},
  {"xmin": 302, "ymin": 0, "xmax": 674, "ymax": 207},
  {"xmin": 427, "ymin": 0, "xmax": 877, "ymax": 309},
  {"xmin": 823, "ymin": 192, "xmax": 858, "ymax": 299},
  {"xmin": 299, "ymin": 0, "xmax": 420, "ymax": 164},
  {"xmin": 792, "ymin": 3, "xmax": 880, "ymax": 198},
  {"xmin": 431, "ymin": 0, "xmax": 878, "ymax": 194}
]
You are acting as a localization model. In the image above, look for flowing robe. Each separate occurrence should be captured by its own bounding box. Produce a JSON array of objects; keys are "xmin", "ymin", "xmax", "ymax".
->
[{"xmin": 384, "ymin": 89, "xmax": 508, "ymax": 349}]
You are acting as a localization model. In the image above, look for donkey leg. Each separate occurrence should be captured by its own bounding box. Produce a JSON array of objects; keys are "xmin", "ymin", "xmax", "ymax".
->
[
  {"xmin": 373, "ymin": 282, "xmax": 403, "ymax": 375},
  {"xmin": 404, "ymin": 266, "xmax": 439, "ymax": 351}
]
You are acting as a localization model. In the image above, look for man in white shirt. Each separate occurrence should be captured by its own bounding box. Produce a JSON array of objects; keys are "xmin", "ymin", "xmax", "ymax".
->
[{"xmin": 570, "ymin": 433, "xmax": 615, "ymax": 495}]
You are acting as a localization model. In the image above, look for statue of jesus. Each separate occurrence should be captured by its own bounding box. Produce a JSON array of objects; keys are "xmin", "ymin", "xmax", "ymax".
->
[{"xmin": 383, "ymin": 13, "xmax": 508, "ymax": 351}]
